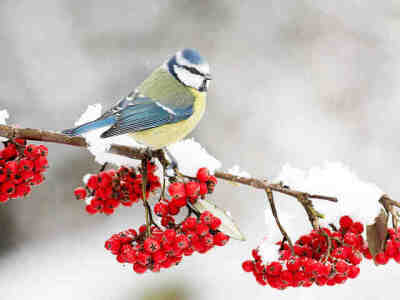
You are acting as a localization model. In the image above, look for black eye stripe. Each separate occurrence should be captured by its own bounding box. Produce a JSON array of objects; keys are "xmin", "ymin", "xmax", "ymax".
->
[{"xmin": 180, "ymin": 65, "xmax": 205, "ymax": 77}]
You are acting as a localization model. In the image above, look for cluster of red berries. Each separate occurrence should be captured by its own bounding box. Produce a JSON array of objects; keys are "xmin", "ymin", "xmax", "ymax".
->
[
  {"xmin": 154, "ymin": 167, "xmax": 217, "ymax": 220},
  {"xmin": 242, "ymin": 216, "xmax": 365, "ymax": 289},
  {"xmin": 362, "ymin": 226, "xmax": 400, "ymax": 265},
  {"xmin": 105, "ymin": 211, "xmax": 229, "ymax": 273},
  {"xmin": 74, "ymin": 161, "xmax": 161, "ymax": 215},
  {"xmin": 0, "ymin": 139, "xmax": 48, "ymax": 203}
]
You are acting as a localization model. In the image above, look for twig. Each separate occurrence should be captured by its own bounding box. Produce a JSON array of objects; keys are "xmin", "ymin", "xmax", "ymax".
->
[
  {"xmin": 297, "ymin": 194, "xmax": 321, "ymax": 230},
  {"xmin": 141, "ymin": 158, "xmax": 151, "ymax": 236},
  {"xmin": 319, "ymin": 229, "xmax": 332, "ymax": 263},
  {"xmin": 265, "ymin": 188, "xmax": 294, "ymax": 254},
  {"xmin": 214, "ymin": 171, "xmax": 338, "ymax": 202},
  {"xmin": 99, "ymin": 162, "xmax": 108, "ymax": 172}
]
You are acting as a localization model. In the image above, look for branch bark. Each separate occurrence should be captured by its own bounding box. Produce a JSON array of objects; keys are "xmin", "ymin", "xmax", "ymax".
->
[{"xmin": 0, "ymin": 124, "xmax": 338, "ymax": 203}]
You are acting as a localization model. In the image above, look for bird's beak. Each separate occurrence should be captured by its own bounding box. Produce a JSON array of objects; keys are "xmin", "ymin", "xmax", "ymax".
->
[{"xmin": 205, "ymin": 74, "xmax": 212, "ymax": 81}]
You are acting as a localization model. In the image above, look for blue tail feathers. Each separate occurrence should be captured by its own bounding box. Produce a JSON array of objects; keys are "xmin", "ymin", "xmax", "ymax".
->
[{"xmin": 62, "ymin": 116, "xmax": 116, "ymax": 137}]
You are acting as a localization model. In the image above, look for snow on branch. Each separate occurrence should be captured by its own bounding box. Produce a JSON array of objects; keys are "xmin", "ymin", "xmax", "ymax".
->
[{"xmin": 0, "ymin": 123, "xmax": 338, "ymax": 203}]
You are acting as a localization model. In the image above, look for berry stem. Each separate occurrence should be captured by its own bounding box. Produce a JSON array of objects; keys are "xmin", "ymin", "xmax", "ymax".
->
[
  {"xmin": 141, "ymin": 158, "xmax": 151, "ymax": 237},
  {"xmin": 319, "ymin": 229, "xmax": 332, "ymax": 263},
  {"xmin": 297, "ymin": 194, "xmax": 321, "ymax": 230},
  {"xmin": 265, "ymin": 188, "xmax": 294, "ymax": 255},
  {"xmin": 99, "ymin": 162, "xmax": 108, "ymax": 172}
]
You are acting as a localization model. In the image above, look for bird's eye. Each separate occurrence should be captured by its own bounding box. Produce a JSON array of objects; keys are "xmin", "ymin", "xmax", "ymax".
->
[{"xmin": 182, "ymin": 65, "xmax": 204, "ymax": 77}]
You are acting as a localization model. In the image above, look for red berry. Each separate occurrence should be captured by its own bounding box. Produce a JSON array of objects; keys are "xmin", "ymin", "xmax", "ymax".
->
[
  {"xmin": 182, "ymin": 216, "xmax": 197, "ymax": 231},
  {"xmin": 208, "ymin": 175, "xmax": 217, "ymax": 184},
  {"xmin": 339, "ymin": 216, "xmax": 353, "ymax": 229},
  {"xmin": 252, "ymin": 249, "xmax": 261, "ymax": 261},
  {"xmin": 385, "ymin": 240, "xmax": 397, "ymax": 258},
  {"xmin": 344, "ymin": 232, "xmax": 357, "ymax": 246},
  {"xmin": 185, "ymin": 181, "xmax": 200, "ymax": 197},
  {"xmin": 168, "ymin": 202, "xmax": 180, "ymax": 215},
  {"xmin": 266, "ymin": 261, "xmax": 282, "ymax": 276},
  {"xmin": 136, "ymin": 252, "xmax": 151, "ymax": 266},
  {"xmin": 286, "ymin": 257, "xmax": 301, "ymax": 272},
  {"xmin": 154, "ymin": 202, "xmax": 168, "ymax": 217},
  {"xmin": 347, "ymin": 265, "xmax": 360, "ymax": 279},
  {"xmin": 202, "ymin": 234, "xmax": 214, "ymax": 247},
  {"xmin": 349, "ymin": 252, "xmax": 362, "ymax": 265},
  {"xmin": 209, "ymin": 217, "xmax": 222, "ymax": 230},
  {"xmin": 168, "ymin": 182, "xmax": 186, "ymax": 199},
  {"xmin": 199, "ymin": 182, "xmax": 208, "ymax": 196},
  {"xmin": 74, "ymin": 187, "xmax": 87, "ymax": 200},
  {"xmin": 374, "ymin": 252, "xmax": 389, "ymax": 265},
  {"xmin": 200, "ymin": 211, "xmax": 213, "ymax": 225},
  {"xmin": 196, "ymin": 167, "xmax": 210, "ymax": 182},
  {"xmin": 350, "ymin": 222, "xmax": 364, "ymax": 234},
  {"xmin": 335, "ymin": 260, "xmax": 348, "ymax": 274},
  {"xmin": 0, "ymin": 194, "xmax": 9, "ymax": 203},
  {"xmin": 87, "ymin": 175, "xmax": 98, "ymax": 190},
  {"xmin": 175, "ymin": 234, "xmax": 189, "ymax": 250},
  {"xmin": 280, "ymin": 270, "xmax": 293, "ymax": 285},
  {"xmin": 133, "ymin": 263, "xmax": 147, "ymax": 274},
  {"xmin": 196, "ymin": 223, "xmax": 209, "ymax": 237},
  {"xmin": 153, "ymin": 251, "xmax": 167, "ymax": 264},
  {"xmin": 1, "ymin": 181, "xmax": 15, "ymax": 195},
  {"xmin": 213, "ymin": 232, "xmax": 229, "ymax": 246},
  {"xmin": 144, "ymin": 238, "xmax": 160, "ymax": 253},
  {"xmin": 161, "ymin": 216, "xmax": 175, "ymax": 228},
  {"xmin": 242, "ymin": 260, "xmax": 254, "ymax": 272}
]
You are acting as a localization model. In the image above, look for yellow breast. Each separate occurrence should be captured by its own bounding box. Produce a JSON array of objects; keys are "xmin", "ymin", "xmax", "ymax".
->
[{"xmin": 130, "ymin": 89, "xmax": 206, "ymax": 149}]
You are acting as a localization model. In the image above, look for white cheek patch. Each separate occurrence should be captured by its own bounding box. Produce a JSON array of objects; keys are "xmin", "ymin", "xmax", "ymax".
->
[{"xmin": 174, "ymin": 65, "xmax": 204, "ymax": 90}]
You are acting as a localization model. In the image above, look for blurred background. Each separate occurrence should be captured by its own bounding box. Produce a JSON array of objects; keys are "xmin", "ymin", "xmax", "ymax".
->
[{"xmin": 1, "ymin": 0, "xmax": 400, "ymax": 299}]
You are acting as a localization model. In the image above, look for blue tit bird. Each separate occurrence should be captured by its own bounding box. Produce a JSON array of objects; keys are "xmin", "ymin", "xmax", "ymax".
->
[{"xmin": 62, "ymin": 48, "xmax": 211, "ymax": 151}]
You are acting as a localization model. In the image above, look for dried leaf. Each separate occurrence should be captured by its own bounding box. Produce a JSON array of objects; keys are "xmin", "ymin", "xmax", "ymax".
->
[
  {"xmin": 192, "ymin": 199, "xmax": 246, "ymax": 241},
  {"xmin": 366, "ymin": 209, "xmax": 388, "ymax": 258}
]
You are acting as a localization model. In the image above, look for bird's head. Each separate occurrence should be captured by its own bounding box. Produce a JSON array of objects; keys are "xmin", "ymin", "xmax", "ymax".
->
[{"xmin": 166, "ymin": 48, "xmax": 211, "ymax": 92}]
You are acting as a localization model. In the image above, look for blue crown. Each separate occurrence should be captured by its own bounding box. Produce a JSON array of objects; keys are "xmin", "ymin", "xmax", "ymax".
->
[{"xmin": 181, "ymin": 48, "xmax": 205, "ymax": 65}]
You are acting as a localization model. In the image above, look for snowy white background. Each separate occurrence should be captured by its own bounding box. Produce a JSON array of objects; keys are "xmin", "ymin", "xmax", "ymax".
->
[{"xmin": 1, "ymin": 1, "xmax": 400, "ymax": 299}]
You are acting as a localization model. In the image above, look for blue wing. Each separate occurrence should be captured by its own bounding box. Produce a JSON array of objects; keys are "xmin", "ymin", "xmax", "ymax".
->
[{"xmin": 100, "ymin": 96, "xmax": 193, "ymax": 138}]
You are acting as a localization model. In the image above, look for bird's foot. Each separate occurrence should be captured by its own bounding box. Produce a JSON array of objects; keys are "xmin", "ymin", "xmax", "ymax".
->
[
  {"xmin": 140, "ymin": 147, "xmax": 153, "ymax": 160},
  {"xmin": 164, "ymin": 148, "xmax": 179, "ymax": 177}
]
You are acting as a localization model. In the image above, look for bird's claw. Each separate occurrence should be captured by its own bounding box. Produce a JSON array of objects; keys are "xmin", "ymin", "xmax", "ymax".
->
[{"xmin": 165, "ymin": 161, "xmax": 179, "ymax": 177}]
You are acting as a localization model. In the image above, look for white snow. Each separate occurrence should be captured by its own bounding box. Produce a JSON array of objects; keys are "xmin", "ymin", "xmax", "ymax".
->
[
  {"xmin": 276, "ymin": 162, "xmax": 383, "ymax": 224},
  {"xmin": 167, "ymin": 138, "xmax": 222, "ymax": 177},
  {"xmin": 0, "ymin": 110, "xmax": 10, "ymax": 141},
  {"xmin": 74, "ymin": 104, "xmax": 144, "ymax": 167},
  {"xmin": 85, "ymin": 196, "xmax": 93, "ymax": 205},
  {"xmin": 227, "ymin": 165, "xmax": 251, "ymax": 178},
  {"xmin": 260, "ymin": 161, "xmax": 384, "ymax": 262},
  {"xmin": 82, "ymin": 173, "xmax": 93, "ymax": 185},
  {"xmin": 0, "ymin": 110, "xmax": 9, "ymax": 125},
  {"xmin": 73, "ymin": 104, "xmax": 222, "ymax": 176},
  {"xmin": 258, "ymin": 236, "xmax": 279, "ymax": 263}
]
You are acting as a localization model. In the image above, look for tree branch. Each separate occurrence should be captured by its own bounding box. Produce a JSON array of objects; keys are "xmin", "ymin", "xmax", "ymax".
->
[{"xmin": 0, "ymin": 124, "xmax": 338, "ymax": 203}]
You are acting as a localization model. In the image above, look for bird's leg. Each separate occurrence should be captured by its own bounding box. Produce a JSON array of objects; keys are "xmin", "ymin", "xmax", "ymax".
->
[{"xmin": 164, "ymin": 148, "xmax": 179, "ymax": 176}]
